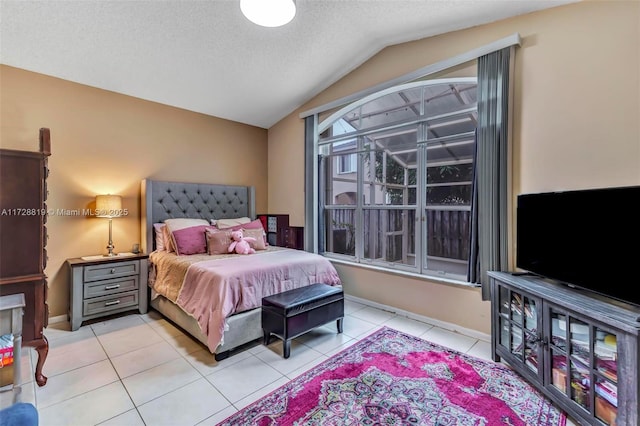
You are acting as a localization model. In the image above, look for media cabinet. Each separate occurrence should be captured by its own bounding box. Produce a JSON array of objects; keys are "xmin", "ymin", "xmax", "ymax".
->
[{"xmin": 489, "ymin": 271, "xmax": 639, "ymax": 425}]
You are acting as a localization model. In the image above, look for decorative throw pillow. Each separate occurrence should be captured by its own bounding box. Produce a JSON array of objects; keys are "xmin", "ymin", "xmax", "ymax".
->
[
  {"xmin": 163, "ymin": 224, "xmax": 175, "ymax": 253},
  {"xmin": 206, "ymin": 228, "xmax": 233, "ymax": 255},
  {"xmin": 153, "ymin": 223, "xmax": 166, "ymax": 251},
  {"xmin": 242, "ymin": 228, "xmax": 267, "ymax": 250},
  {"xmin": 171, "ymin": 225, "xmax": 209, "ymax": 255},
  {"xmin": 223, "ymin": 219, "xmax": 268, "ymax": 245},
  {"xmin": 216, "ymin": 217, "xmax": 251, "ymax": 229},
  {"xmin": 164, "ymin": 218, "xmax": 210, "ymax": 255},
  {"xmin": 220, "ymin": 218, "xmax": 262, "ymax": 232}
]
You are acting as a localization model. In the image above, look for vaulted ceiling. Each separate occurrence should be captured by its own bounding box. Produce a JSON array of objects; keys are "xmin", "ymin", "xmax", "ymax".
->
[{"xmin": 0, "ymin": 0, "xmax": 574, "ymax": 128}]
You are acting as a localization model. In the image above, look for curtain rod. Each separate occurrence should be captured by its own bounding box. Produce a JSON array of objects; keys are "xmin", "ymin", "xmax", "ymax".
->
[{"xmin": 299, "ymin": 33, "xmax": 521, "ymax": 119}]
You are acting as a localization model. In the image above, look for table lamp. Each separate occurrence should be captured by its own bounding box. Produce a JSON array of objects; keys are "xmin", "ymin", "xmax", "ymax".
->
[{"xmin": 95, "ymin": 194, "xmax": 122, "ymax": 257}]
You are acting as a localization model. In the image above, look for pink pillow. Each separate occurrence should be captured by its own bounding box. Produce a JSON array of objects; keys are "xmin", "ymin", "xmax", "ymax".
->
[
  {"xmin": 171, "ymin": 225, "xmax": 208, "ymax": 255},
  {"xmin": 164, "ymin": 218, "xmax": 209, "ymax": 254}
]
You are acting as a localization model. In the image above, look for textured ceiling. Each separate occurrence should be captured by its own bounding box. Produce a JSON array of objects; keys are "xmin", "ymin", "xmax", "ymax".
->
[{"xmin": 1, "ymin": 0, "xmax": 574, "ymax": 129}]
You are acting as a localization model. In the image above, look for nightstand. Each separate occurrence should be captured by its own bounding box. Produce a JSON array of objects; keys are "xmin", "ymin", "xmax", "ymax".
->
[{"xmin": 67, "ymin": 254, "xmax": 149, "ymax": 331}]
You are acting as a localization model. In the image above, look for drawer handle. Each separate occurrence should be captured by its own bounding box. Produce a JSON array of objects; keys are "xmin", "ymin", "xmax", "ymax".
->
[
  {"xmin": 110, "ymin": 268, "xmax": 116, "ymax": 274},
  {"xmin": 104, "ymin": 284, "xmax": 120, "ymax": 290},
  {"xmin": 105, "ymin": 300, "xmax": 120, "ymax": 306}
]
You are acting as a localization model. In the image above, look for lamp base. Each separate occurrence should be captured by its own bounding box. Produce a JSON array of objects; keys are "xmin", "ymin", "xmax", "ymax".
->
[{"xmin": 104, "ymin": 218, "xmax": 117, "ymax": 257}]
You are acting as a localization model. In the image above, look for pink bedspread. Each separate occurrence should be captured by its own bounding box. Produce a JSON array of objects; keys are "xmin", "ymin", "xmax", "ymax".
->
[{"xmin": 158, "ymin": 248, "xmax": 341, "ymax": 352}]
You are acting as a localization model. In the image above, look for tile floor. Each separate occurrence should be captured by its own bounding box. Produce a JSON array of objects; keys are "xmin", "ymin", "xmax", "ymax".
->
[{"xmin": 1, "ymin": 300, "xmax": 575, "ymax": 426}]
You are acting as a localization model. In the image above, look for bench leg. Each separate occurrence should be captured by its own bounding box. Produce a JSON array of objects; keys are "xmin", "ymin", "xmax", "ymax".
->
[
  {"xmin": 263, "ymin": 330, "xmax": 271, "ymax": 345},
  {"xmin": 283, "ymin": 340, "xmax": 291, "ymax": 359},
  {"xmin": 337, "ymin": 317, "xmax": 344, "ymax": 334},
  {"xmin": 214, "ymin": 351, "xmax": 230, "ymax": 362}
]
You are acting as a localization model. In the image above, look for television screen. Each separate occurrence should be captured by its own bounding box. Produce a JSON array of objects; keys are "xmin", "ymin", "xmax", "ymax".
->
[{"xmin": 516, "ymin": 185, "xmax": 640, "ymax": 307}]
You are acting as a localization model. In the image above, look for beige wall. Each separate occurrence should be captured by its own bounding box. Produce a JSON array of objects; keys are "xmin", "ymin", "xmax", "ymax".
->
[
  {"xmin": 1, "ymin": 65, "xmax": 268, "ymax": 318},
  {"xmin": 268, "ymin": 1, "xmax": 640, "ymax": 335}
]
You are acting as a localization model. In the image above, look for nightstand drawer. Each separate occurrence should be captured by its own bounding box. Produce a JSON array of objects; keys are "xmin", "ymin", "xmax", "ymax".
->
[
  {"xmin": 84, "ymin": 276, "xmax": 138, "ymax": 299},
  {"xmin": 83, "ymin": 291, "xmax": 138, "ymax": 316},
  {"xmin": 83, "ymin": 260, "xmax": 139, "ymax": 282}
]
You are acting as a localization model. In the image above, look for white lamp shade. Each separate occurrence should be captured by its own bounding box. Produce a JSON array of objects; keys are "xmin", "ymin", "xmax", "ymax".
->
[
  {"xmin": 241, "ymin": 0, "xmax": 296, "ymax": 27},
  {"xmin": 95, "ymin": 194, "xmax": 122, "ymax": 218}
]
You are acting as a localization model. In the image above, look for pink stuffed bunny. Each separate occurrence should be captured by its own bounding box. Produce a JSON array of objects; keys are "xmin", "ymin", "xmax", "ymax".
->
[{"xmin": 228, "ymin": 230, "xmax": 256, "ymax": 255}]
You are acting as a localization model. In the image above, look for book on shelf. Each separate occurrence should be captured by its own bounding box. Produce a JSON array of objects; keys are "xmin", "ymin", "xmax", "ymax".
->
[
  {"xmin": 597, "ymin": 359, "xmax": 618, "ymax": 382},
  {"xmin": 0, "ymin": 334, "xmax": 14, "ymax": 388},
  {"xmin": 551, "ymin": 335, "xmax": 567, "ymax": 350},
  {"xmin": 552, "ymin": 356, "xmax": 567, "ymax": 372},
  {"xmin": 595, "ymin": 396, "xmax": 618, "ymax": 425},
  {"xmin": 595, "ymin": 381, "xmax": 618, "ymax": 406},
  {"xmin": 557, "ymin": 320, "xmax": 589, "ymax": 334},
  {"xmin": 598, "ymin": 368, "xmax": 618, "ymax": 383},
  {"xmin": 0, "ymin": 334, "xmax": 13, "ymax": 367},
  {"xmin": 571, "ymin": 380, "xmax": 590, "ymax": 409},
  {"xmin": 570, "ymin": 343, "xmax": 590, "ymax": 362},
  {"xmin": 595, "ymin": 341, "xmax": 617, "ymax": 361},
  {"xmin": 552, "ymin": 368, "xmax": 567, "ymax": 392},
  {"xmin": 551, "ymin": 318, "xmax": 567, "ymax": 338},
  {"xmin": 571, "ymin": 355, "xmax": 590, "ymax": 374}
]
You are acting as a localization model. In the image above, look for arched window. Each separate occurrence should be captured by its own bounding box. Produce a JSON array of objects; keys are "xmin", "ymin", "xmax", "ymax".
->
[{"xmin": 317, "ymin": 78, "xmax": 477, "ymax": 279}]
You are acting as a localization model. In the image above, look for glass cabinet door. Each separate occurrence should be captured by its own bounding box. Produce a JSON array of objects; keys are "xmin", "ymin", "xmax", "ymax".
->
[
  {"xmin": 593, "ymin": 327, "xmax": 618, "ymax": 425},
  {"xmin": 497, "ymin": 287, "xmax": 540, "ymax": 376},
  {"xmin": 522, "ymin": 295, "xmax": 539, "ymax": 372},
  {"xmin": 550, "ymin": 310, "xmax": 568, "ymax": 394},
  {"xmin": 548, "ymin": 307, "xmax": 619, "ymax": 425},
  {"xmin": 568, "ymin": 317, "xmax": 590, "ymax": 411}
]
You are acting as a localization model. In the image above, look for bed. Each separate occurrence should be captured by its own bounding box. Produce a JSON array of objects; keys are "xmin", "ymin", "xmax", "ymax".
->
[{"xmin": 140, "ymin": 179, "xmax": 341, "ymax": 360}]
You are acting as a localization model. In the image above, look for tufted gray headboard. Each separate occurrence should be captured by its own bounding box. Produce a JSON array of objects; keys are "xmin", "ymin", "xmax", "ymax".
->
[{"xmin": 140, "ymin": 179, "xmax": 255, "ymax": 254}]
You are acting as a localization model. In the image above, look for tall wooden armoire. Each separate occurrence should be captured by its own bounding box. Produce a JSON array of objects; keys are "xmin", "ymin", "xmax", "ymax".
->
[{"xmin": 0, "ymin": 128, "xmax": 51, "ymax": 386}]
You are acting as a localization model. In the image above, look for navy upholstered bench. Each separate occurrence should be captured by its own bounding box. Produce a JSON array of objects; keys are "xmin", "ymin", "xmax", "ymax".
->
[{"xmin": 261, "ymin": 284, "xmax": 344, "ymax": 358}]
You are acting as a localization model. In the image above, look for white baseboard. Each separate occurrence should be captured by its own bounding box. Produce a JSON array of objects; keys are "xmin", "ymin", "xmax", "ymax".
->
[{"xmin": 344, "ymin": 294, "xmax": 491, "ymax": 342}]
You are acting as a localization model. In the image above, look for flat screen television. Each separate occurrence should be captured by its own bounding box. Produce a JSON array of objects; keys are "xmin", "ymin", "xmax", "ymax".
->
[{"xmin": 516, "ymin": 185, "xmax": 640, "ymax": 307}]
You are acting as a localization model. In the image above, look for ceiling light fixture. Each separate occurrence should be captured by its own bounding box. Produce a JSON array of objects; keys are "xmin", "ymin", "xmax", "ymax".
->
[{"xmin": 240, "ymin": 0, "xmax": 296, "ymax": 28}]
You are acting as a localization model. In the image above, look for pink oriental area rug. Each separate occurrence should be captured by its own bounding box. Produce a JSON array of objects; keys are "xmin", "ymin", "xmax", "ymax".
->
[{"xmin": 218, "ymin": 327, "xmax": 566, "ymax": 426}]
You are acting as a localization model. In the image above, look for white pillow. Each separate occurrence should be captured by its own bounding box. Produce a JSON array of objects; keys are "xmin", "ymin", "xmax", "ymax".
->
[
  {"xmin": 164, "ymin": 218, "xmax": 210, "ymax": 231},
  {"xmin": 216, "ymin": 217, "xmax": 251, "ymax": 229}
]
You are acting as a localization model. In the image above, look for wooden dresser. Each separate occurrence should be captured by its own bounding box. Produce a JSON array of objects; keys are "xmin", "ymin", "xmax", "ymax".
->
[
  {"xmin": 0, "ymin": 128, "xmax": 51, "ymax": 386},
  {"xmin": 257, "ymin": 214, "xmax": 304, "ymax": 249}
]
